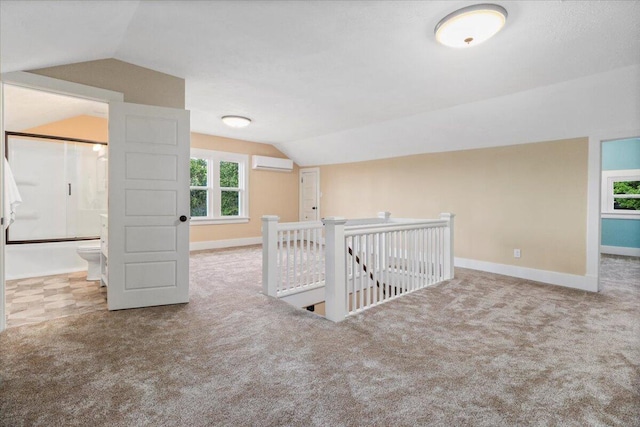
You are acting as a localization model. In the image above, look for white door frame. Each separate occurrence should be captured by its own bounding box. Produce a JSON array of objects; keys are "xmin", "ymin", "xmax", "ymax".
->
[
  {"xmin": 0, "ymin": 71, "xmax": 123, "ymax": 333},
  {"xmin": 586, "ymin": 128, "xmax": 640, "ymax": 293},
  {"xmin": 0, "ymin": 81, "xmax": 4, "ymax": 332},
  {"xmin": 299, "ymin": 167, "xmax": 320, "ymax": 221}
]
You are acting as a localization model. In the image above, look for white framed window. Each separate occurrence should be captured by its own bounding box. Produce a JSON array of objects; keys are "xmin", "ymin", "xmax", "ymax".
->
[
  {"xmin": 601, "ymin": 169, "xmax": 640, "ymax": 218},
  {"xmin": 190, "ymin": 148, "xmax": 249, "ymax": 224}
]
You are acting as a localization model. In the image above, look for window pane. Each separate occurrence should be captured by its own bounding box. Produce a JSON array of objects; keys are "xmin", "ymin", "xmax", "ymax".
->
[
  {"xmin": 221, "ymin": 191, "xmax": 239, "ymax": 216},
  {"xmin": 614, "ymin": 198, "xmax": 640, "ymax": 211},
  {"xmin": 613, "ymin": 181, "xmax": 640, "ymax": 195},
  {"xmin": 190, "ymin": 189, "xmax": 208, "ymax": 217},
  {"xmin": 220, "ymin": 161, "xmax": 239, "ymax": 187},
  {"xmin": 190, "ymin": 158, "xmax": 208, "ymax": 186}
]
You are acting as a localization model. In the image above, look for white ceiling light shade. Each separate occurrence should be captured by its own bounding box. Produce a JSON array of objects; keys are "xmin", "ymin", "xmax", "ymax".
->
[
  {"xmin": 435, "ymin": 4, "xmax": 507, "ymax": 48},
  {"xmin": 221, "ymin": 115, "xmax": 252, "ymax": 128}
]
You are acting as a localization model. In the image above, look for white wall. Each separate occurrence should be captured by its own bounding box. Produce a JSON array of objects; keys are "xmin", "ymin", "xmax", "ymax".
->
[
  {"xmin": 278, "ymin": 65, "xmax": 640, "ymax": 166},
  {"xmin": 5, "ymin": 240, "xmax": 98, "ymax": 280}
]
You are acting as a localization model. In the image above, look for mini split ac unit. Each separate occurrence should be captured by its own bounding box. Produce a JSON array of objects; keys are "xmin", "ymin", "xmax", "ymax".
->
[{"xmin": 251, "ymin": 155, "xmax": 294, "ymax": 172}]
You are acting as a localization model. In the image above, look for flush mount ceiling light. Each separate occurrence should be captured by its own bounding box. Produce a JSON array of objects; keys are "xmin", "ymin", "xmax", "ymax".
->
[
  {"xmin": 435, "ymin": 3, "xmax": 507, "ymax": 48},
  {"xmin": 221, "ymin": 115, "xmax": 252, "ymax": 128}
]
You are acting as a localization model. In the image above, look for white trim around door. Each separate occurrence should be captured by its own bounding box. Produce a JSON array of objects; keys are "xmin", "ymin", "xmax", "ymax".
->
[{"xmin": 0, "ymin": 72, "xmax": 124, "ymax": 333}]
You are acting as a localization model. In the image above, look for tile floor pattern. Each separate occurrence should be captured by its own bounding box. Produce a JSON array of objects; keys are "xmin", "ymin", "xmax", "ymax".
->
[{"xmin": 5, "ymin": 271, "xmax": 107, "ymax": 328}]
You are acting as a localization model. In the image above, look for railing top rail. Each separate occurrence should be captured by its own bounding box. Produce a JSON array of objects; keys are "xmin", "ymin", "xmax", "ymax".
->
[
  {"xmin": 277, "ymin": 221, "xmax": 324, "ymax": 231},
  {"xmin": 272, "ymin": 216, "xmax": 450, "ymax": 233},
  {"xmin": 344, "ymin": 219, "xmax": 448, "ymax": 236},
  {"xmin": 344, "ymin": 217, "xmax": 388, "ymax": 226}
]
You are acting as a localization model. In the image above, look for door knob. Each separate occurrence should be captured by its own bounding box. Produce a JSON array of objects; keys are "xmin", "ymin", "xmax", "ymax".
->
[
  {"xmin": 179, "ymin": 215, "xmax": 188, "ymax": 222},
  {"xmin": 312, "ymin": 207, "xmax": 317, "ymax": 210}
]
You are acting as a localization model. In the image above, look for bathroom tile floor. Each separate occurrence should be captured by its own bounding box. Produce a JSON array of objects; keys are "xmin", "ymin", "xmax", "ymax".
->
[{"xmin": 5, "ymin": 271, "xmax": 107, "ymax": 328}]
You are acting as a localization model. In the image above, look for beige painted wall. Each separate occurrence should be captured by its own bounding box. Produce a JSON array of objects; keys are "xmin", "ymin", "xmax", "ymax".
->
[
  {"xmin": 318, "ymin": 138, "xmax": 588, "ymax": 275},
  {"xmin": 23, "ymin": 115, "xmax": 108, "ymax": 142},
  {"xmin": 29, "ymin": 58, "xmax": 185, "ymax": 109},
  {"xmin": 190, "ymin": 133, "xmax": 299, "ymax": 242}
]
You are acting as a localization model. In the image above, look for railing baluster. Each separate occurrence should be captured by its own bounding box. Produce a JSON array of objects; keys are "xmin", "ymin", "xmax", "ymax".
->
[
  {"xmin": 421, "ymin": 227, "xmax": 426, "ymax": 289},
  {"xmin": 304, "ymin": 228, "xmax": 308, "ymax": 287},
  {"xmin": 313, "ymin": 228, "xmax": 317, "ymax": 287},
  {"xmin": 438, "ymin": 227, "xmax": 444, "ymax": 282},
  {"xmin": 404, "ymin": 230, "xmax": 411, "ymax": 292},
  {"xmin": 391, "ymin": 231, "xmax": 395, "ymax": 300},
  {"xmin": 287, "ymin": 230, "xmax": 291, "ymax": 291},
  {"xmin": 391, "ymin": 231, "xmax": 396, "ymax": 297},
  {"xmin": 416, "ymin": 229, "xmax": 421, "ymax": 289},
  {"xmin": 440, "ymin": 226, "xmax": 444, "ymax": 281},
  {"xmin": 385, "ymin": 231, "xmax": 390, "ymax": 301},
  {"xmin": 414, "ymin": 229, "xmax": 418, "ymax": 289},
  {"xmin": 412, "ymin": 229, "xmax": 417, "ymax": 292},
  {"xmin": 351, "ymin": 235, "xmax": 356, "ymax": 314},
  {"xmin": 401, "ymin": 230, "xmax": 404, "ymax": 294},
  {"xmin": 366, "ymin": 233, "xmax": 371, "ymax": 308},
  {"xmin": 373, "ymin": 233, "xmax": 378, "ymax": 304},
  {"xmin": 359, "ymin": 234, "xmax": 363, "ymax": 310},
  {"xmin": 278, "ymin": 231, "xmax": 282, "ymax": 290},
  {"xmin": 404, "ymin": 229, "xmax": 408, "ymax": 294},
  {"xmin": 429, "ymin": 227, "xmax": 434, "ymax": 284},
  {"xmin": 436, "ymin": 227, "xmax": 441, "ymax": 282}
]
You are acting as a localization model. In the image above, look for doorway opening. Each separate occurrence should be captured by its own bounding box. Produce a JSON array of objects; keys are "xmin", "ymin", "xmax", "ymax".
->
[
  {"xmin": 3, "ymin": 84, "xmax": 109, "ymax": 328},
  {"xmin": 599, "ymin": 136, "xmax": 640, "ymax": 292}
]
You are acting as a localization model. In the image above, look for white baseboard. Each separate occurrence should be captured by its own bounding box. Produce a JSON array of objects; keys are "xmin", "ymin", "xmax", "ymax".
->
[
  {"xmin": 454, "ymin": 257, "xmax": 598, "ymax": 292},
  {"xmin": 601, "ymin": 245, "xmax": 640, "ymax": 257},
  {"xmin": 190, "ymin": 236, "xmax": 262, "ymax": 252}
]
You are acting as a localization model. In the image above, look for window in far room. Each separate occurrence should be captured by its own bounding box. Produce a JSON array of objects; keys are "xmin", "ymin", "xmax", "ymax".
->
[
  {"xmin": 190, "ymin": 148, "xmax": 249, "ymax": 224},
  {"xmin": 601, "ymin": 169, "xmax": 640, "ymax": 217}
]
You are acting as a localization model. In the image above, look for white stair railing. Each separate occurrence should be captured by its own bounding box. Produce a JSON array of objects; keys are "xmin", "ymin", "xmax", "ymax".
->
[
  {"xmin": 262, "ymin": 216, "xmax": 324, "ymax": 298},
  {"xmin": 262, "ymin": 212, "xmax": 455, "ymax": 322}
]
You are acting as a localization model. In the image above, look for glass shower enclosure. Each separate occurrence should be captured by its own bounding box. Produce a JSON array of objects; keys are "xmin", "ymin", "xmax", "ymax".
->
[{"xmin": 6, "ymin": 133, "xmax": 108, "ymax": 243}]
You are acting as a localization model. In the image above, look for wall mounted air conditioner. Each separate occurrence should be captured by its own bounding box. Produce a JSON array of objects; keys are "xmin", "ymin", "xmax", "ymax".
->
[{"xmin": 251, "ymin": 155, "xmax": 294, "ymax": 172}]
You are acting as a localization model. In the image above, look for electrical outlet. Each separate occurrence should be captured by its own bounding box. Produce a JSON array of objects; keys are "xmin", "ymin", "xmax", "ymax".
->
[{"xmin": 514, "ymin": 249, "xmax": 521, "ymax": 258}]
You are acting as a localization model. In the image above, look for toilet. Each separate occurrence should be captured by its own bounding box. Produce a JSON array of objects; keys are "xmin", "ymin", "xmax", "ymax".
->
[{"xmin": 77, "ymin": 244, "xmax": 101, "ymax": 281}]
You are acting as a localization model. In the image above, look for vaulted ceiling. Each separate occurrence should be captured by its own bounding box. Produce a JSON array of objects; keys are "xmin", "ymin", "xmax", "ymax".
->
[{"xmin": 1, "ymin": 1, "xmax": 639, "ymax": 165}]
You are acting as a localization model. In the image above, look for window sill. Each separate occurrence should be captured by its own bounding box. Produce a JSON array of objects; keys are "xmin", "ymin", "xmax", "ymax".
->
[
  {"xmin": 601, "ymin": 212, "xmax": 640, "ymax": 220},
  {"xmin": 190, "ymin": 217, "xmax": 250, "ymax": 225}
]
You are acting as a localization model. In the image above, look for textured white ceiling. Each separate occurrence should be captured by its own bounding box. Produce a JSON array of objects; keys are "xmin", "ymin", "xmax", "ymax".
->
[{"xmin": 1, "ymin": 1, "xmax": 639, "ymax": 164}]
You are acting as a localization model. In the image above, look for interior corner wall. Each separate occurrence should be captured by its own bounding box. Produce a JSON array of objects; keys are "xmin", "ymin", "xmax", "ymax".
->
[
  {"xmin": 190, "ymin": 133, "xmax": 299, "ymax": 247},
  {"xmin": 318, "ymin": 137, "xmax": 589, "ymax": 276},
  {"xmin": 27, "ymin": 58, "xmax": 185, "ymax": 109}
]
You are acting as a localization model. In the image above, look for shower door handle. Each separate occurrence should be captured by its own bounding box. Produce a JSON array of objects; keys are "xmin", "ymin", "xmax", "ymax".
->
[{"xmin": 68, "ymin": 183, "xmax": 71, "ymax": 196}]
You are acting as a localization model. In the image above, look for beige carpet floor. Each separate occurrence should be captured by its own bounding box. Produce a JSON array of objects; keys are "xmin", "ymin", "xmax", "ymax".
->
[{"xmin": 0, "ymin": 247, "xmax": 638, "ymax": 426}]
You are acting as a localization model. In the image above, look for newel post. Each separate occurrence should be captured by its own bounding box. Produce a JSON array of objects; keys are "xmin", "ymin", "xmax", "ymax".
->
[
  {"xmin": 323, "ymin": 217, "xmax": 348, "ymax": 322},
  {"xmin": 262, "ymin": 215, "xmax": 280, "ymax": 297},
  {"xmin": 440, "ymin": 213, "xmax": 455, "ymax": 280},
  {"xmin": 377, "ymin": 211, "xmax": 391, "ymax": 221}
]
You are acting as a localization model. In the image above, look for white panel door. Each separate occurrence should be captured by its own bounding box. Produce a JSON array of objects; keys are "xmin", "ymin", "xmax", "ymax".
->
[
  {"xmin": 300, "ymin": 168, "xmax": 319, "ymax": 221},
  {"xmin": 108, "ymin": 101, "xmax": 190, "ymax": 310}
]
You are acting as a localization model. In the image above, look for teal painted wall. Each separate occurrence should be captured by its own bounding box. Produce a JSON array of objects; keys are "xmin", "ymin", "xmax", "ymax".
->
[
  {"xmin": 602, "ymin": 138, "xmax": 640, "ymax": 171},
  {"xmin": 601, "ymin": 219, "xmax": 640, "ymax": 248},
  {"xmin": 601, "ymin": 138, "xmax": 640, "ymax": 249}
]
